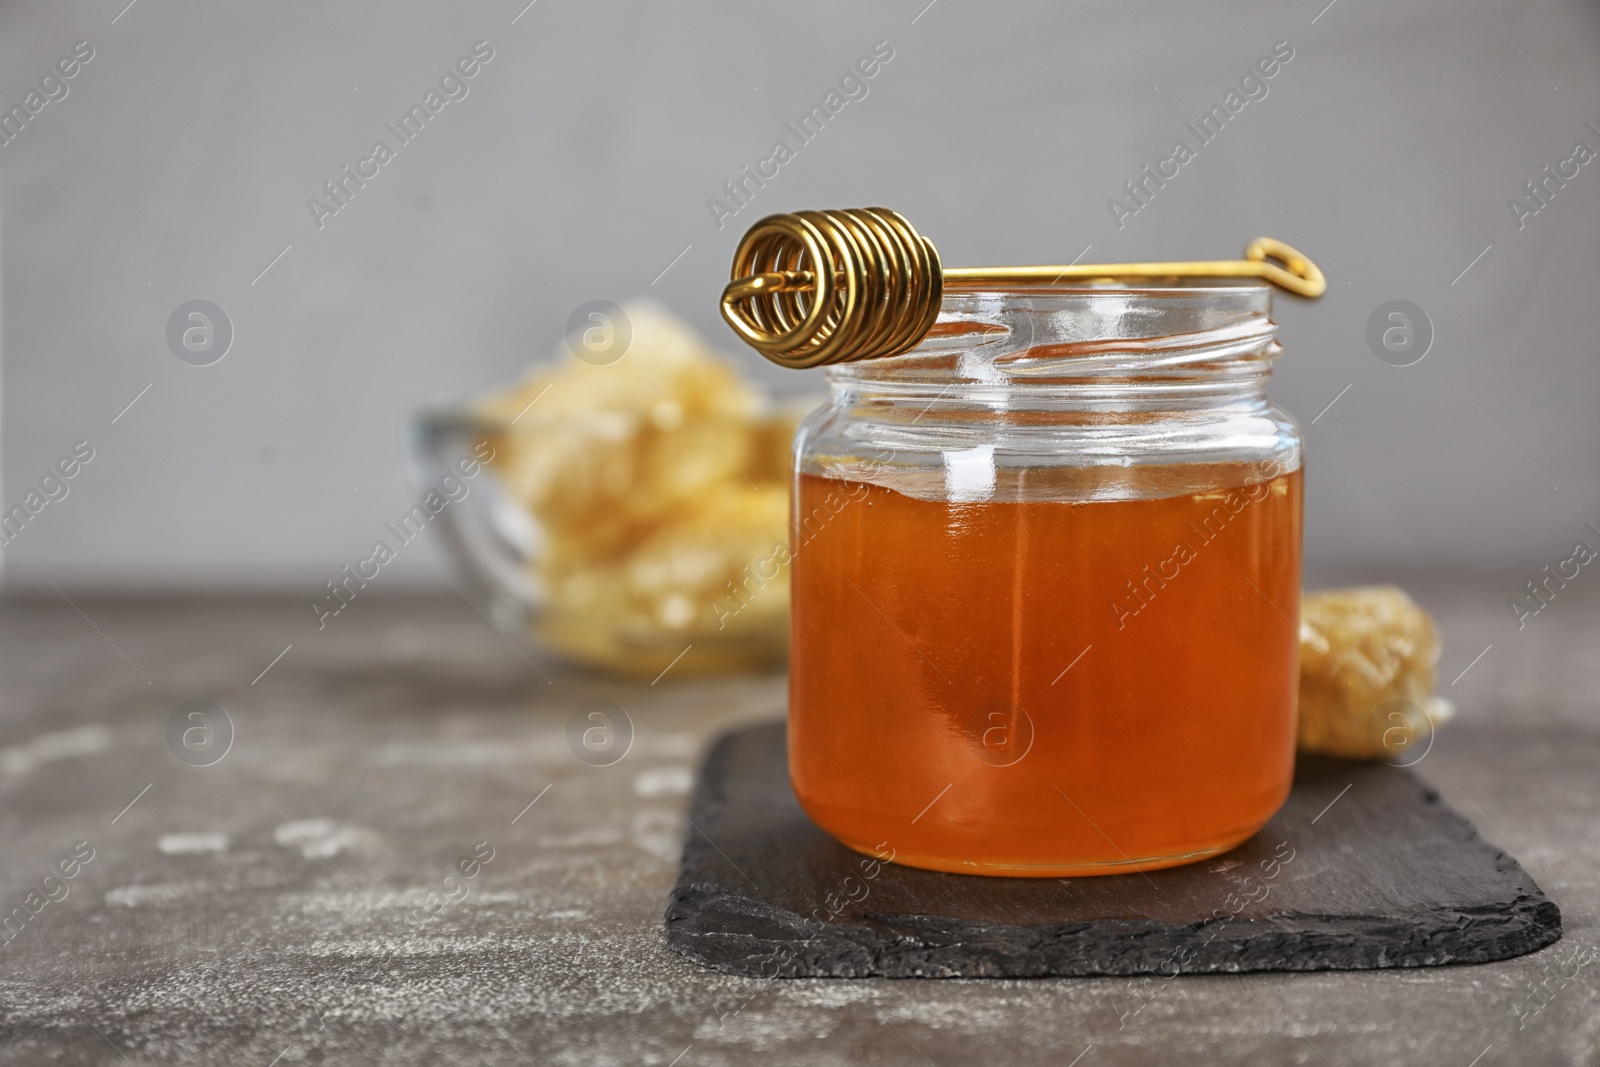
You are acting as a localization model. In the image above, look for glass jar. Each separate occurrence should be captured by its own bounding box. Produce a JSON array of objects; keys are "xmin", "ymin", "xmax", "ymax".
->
[{"xmin": 788, "ymin": 284, "xmax": 1303, "ymax": 877}]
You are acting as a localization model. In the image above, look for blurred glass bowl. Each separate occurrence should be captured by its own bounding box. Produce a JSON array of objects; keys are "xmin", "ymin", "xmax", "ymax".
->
[{"xmin": 409, "ymin": 401, "xmax": 801, "ymax": 678}]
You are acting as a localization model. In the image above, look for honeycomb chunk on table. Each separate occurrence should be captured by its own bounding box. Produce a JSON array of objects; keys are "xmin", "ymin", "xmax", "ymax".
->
[{"xmin": 1298, "ymin": 585, "xmax": 1454, "ymax": 759}]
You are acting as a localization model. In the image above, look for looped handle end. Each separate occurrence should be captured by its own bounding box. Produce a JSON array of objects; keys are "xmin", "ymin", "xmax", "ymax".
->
[{"xmin": 1245, "ymin": 237, "xmax": 1327, "ymax": 298}]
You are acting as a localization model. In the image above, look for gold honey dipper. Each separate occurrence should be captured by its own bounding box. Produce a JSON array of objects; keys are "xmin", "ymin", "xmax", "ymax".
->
[{"xmin": 720, "ymin": 208, "xmax": 1326, "ymax": 369}]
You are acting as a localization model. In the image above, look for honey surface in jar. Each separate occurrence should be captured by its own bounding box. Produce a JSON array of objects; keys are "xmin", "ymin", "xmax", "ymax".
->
[{"xmin": 789, "ymin": 466, "xmax": 1302, "ymax": 876}]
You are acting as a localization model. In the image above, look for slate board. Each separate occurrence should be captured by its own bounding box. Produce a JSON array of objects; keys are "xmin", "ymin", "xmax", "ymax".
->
[{"xmin": 663, "ymin": 721, "xmax": 1561, "ymax": 978}]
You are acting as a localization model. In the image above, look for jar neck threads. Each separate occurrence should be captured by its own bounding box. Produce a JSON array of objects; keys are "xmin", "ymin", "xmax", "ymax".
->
[{"xmin": 825, "ymin": 286, "xmax": 1280, "ymax": 414}]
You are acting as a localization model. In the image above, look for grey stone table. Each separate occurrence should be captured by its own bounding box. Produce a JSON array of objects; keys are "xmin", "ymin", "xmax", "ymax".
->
[{"xmin": 1, "ymin": 578, "xmax": 1596, "ymax": 1066}]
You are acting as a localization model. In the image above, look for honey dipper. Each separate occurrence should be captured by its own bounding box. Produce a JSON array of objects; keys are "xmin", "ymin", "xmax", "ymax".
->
[{"xmin": 720, "ymin": 208, "xmax": 1325, "ymax": 368}]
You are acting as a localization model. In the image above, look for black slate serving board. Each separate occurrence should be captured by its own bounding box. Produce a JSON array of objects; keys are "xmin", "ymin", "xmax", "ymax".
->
[{"xmin": 664, "ymin": 721, "xmax": 1560, "ymax": 978}]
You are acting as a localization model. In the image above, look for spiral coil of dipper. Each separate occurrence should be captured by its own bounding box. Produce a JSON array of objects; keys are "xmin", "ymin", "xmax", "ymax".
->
[
  {"xmin": 719, "ymin": 209, "xmax": 945, "ymax": 370},
  {"xmin": 720, "ymin": 207, "xmax": 1327, "ymax": 369}
]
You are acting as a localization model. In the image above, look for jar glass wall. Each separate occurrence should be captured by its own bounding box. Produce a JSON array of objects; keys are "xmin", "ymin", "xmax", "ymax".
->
[{"xmin": 788, "ymin": 285, "xmax": 1303, "ymax": 877}]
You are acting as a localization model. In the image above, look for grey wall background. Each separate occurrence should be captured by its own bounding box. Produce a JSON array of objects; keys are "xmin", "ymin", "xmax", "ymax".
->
[{"xmin": 1, "ymin": 0, "xmax": 1596, "ymax": 592}]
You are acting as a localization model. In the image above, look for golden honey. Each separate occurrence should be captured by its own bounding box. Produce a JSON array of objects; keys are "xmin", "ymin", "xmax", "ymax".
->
[{"xmin": 790, "ymin": 467, "xmax": 1302, "ymax": 876}]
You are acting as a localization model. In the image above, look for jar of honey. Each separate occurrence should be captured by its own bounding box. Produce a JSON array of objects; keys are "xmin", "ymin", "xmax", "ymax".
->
[{"xmin": 788, "ymin": 284, "xmax": 1302, "ymax": 876}]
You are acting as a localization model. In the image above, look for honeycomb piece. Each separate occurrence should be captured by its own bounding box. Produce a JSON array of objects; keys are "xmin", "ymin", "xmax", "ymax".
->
[
  {"xmin": 480, "ymin": 300, "xmax": 765, "ymax": 557},
  {"xmin": 477, "ymin": 298, "xmax": 805, "ymax": 674},
  {"xmin": 1298, "ymin": 585, "xmax": 1455, "ymax": 759},
  {"xmin": 538, "ymin": 484, "xmax": 789, "ymax": 638}
]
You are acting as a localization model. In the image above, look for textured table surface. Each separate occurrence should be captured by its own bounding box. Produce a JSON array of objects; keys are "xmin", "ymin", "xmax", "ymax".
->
[{"xmin": 1, "ymin": 578, "xmax": 1597, "ymax": 1066}]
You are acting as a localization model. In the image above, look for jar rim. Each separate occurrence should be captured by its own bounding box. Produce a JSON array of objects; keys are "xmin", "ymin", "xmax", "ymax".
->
[
  {"xmin": 941, "ymin": 282, "xmax": 1275, "ymax": 295},
  {"xmin": 825, "ymin": 283, "xmax": 1279, "ymax": 388}
]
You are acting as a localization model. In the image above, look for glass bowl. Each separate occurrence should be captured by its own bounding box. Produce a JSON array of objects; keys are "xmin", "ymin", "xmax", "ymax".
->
[{"xmin": 409, "ymin": 400, "xmax": 804, "ymax": 678}]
